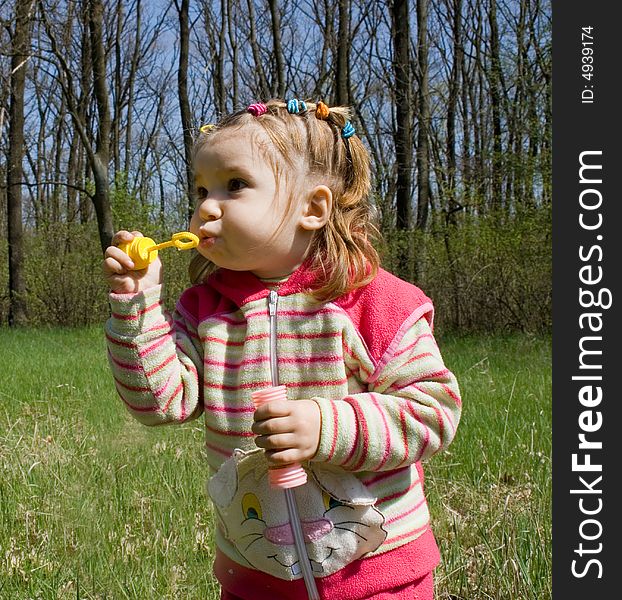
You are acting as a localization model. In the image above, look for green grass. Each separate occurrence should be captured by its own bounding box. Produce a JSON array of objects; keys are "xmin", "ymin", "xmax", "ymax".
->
[
  {"xmin": 0, "ymin": 328, "xmax": 551, "ymax": 599},
  {"xmin": 428, "ymin": 334, "xmax": 552, "ymax": 599}
]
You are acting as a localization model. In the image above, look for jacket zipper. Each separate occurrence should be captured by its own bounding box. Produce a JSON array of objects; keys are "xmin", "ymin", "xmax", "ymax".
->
[
  {"xmin": 268, "ymin": 290, "xmax": 279, "ymax": 387},
  {"xmin": 267, "ymin": 291, "xmax": 320, "ymax": 598}
]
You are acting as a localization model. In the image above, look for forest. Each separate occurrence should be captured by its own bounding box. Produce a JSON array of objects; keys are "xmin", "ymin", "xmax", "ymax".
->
[{"xmin": 1, "ymin": 0, "xmax": 552, "ymax": 332}]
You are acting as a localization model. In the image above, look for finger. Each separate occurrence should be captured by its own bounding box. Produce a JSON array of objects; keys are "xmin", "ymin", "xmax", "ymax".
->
[
  {"xmin": 251, "ymin": 416, "xmax": 291, "ymax": 436},
  {"xmin": 265, "ymin": 448, "xmax": 302, "ymax": 466},
  {"xmin": 104, "ymin": 246, "xmax": 135, "ymax": 270},
  {"xmin": 103, "ymin": 256, "xmax": 129, "ymax": 275},
  {"xmin": 111, "ymin": 230, "xmax": 133, "ymax": 245},
  {"xmin": 253, "ymin": 400, "xmax": 291, "ymax": 421},
  {"xmin": 254, "ymin": 433, "xmax": 297, "ymax": 450},
  {"xmin": 111, "ymin": 230, "xmax": 144, "ymax": 246}
]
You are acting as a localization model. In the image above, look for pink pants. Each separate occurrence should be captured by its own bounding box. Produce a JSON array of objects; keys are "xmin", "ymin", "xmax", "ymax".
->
[{"xmin": 220, "ymin": 570, "xmax": 434, "ymax": 600}]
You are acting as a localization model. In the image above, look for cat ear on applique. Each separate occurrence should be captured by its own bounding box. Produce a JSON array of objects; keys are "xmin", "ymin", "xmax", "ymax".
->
[
  {"xmin": 207, "ymin": 448, "xmax": 265, "ymax": 508},
  {"xmin": 207, "ymin": 449, "xmax": 246, "ymax": 508},
  {"xmin": 308, "ymin": 463, "xmax": 377, "ymax": 506}
]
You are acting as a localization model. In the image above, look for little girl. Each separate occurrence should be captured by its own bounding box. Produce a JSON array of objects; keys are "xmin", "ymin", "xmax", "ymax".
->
[{"xmin": 103, "ymin": 99, "xmax": 461, "ymax": 600}]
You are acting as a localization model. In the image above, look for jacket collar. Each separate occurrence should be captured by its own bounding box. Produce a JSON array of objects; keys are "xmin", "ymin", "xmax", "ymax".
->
[{"xmin": 206, "ymin": 259, "xmax": 319, "ymax": 308}]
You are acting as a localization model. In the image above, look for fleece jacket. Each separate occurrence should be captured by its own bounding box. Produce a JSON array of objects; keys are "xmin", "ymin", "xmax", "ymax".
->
[{"xmin": 105, "ymin": 262, "xmax": 462, "ymax": 595}]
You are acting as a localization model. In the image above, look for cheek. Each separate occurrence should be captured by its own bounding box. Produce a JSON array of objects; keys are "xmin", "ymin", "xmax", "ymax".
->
[
  {"xmin": 227, "ymin": 209, "xmax": 271, "ymax": 239},
  {"xmin": 189, "ymin": 210, "xmax": 202, "ymax": 234}
]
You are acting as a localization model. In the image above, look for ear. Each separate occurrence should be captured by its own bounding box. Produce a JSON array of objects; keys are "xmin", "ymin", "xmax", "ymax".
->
[
  {"xmin": 309, "ymin": 463, "xmax": 377, "ymax": 506},
  {"xmin": 299, "ymin": 185, "xmax": 332, "ymax": 231},
  {"xmin": 207, "ymin": 450, "xmax": 243, "ymax": 508}
]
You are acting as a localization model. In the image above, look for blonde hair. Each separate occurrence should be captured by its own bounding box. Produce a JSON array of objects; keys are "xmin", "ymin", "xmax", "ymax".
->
[{"xmin": 189, "ymin": 99, "xmax": 381, "ymax": 302}]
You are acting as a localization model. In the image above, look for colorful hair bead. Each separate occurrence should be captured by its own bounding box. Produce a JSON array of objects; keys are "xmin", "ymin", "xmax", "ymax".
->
[
  {"xmin": 315, "ymin": 101, "xmax": 330, "ymax": 120},
  {"xmin": 247, "ymin": 103, "xmax": 268, "ymax": 116},
  {"xmin": 287, "ymin": 99, "xmax": 308, "ymax": 114},
  {"xmin": 199, "ymin": 124, "xmax": 215, "ymax": 134},
  {"xmin": 341, "ymin": 121, "xmax": 355, "ymax": 139}
]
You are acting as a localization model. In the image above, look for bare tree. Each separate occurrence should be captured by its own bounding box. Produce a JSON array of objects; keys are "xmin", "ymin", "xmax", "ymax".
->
[
  {"xmin": 487, "ymin": 0, "xmax": 503, "ymax": 210},
  {"xmin": 87, "ymin": 0, "xmax": 114, "ymax": 248},
  {"xmin": 0, "ymin": 0, "xmax": 552, "ymax": 328},
  {"xmin": 390, "ymin": 0, "xmax": 413, "ymax": 231},
  {"xmin": 334, "ymin": 0, "xmax": 350, "ymax": 105},
  {"xmin": 226, "ymin": 0, "xmax": 239, "ymax": 107},
  {"xmin": 38, "ymin": 0, "xmax": 115, "ymax": 250},
  {"xmin": 445, "ymin": 0, "xmax": 462, "ymax": 208},
  {"xmin": 415, "ymin": 0, "xmax": 431, "ymax": 230},
  {"xmin": 267, "ymin": 0, "xmax": 285, "ymax": 97},
  {"xmin": 174, "ymin": 0, "xmax": 195, "ymax": 221},
  {"xmin": 245, "ymin": 0, "xmax": 270, "ymax": 98},
  {"xmin": 6, "ymin": 0, "xmax": 34, "ymax": 325}
]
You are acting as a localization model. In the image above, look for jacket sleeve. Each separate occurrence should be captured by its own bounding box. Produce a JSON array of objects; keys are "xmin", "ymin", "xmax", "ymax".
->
[
  {"xmin": 312, "ymin": 316, "xmax": 461, "ymax": 471},
  {"xmin": 105, "ymin": 285, "xmax": 204, "ymax": 425}
]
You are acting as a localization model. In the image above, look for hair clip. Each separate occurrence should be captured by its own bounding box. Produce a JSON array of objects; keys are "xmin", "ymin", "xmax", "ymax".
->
[
  {"xmin": 199, "ymin": 124, "xmax": 215, "ymax": 134},
  {"xmin": 341, "ymin": 121, "xmax": 355, "ymax": 139},
  {"xmin": 287, "ymin": 99, "xmax": 307, "ymax": 114},
  {"xmin": 315, "ymin": 101, "xmax": 330, "ymax": 120},
  {"xmin": 247, "ymin": 103, "xmax": 268, "ymax": 116}
]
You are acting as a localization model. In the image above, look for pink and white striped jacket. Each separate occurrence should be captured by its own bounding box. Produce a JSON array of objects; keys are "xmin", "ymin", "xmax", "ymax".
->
[{"xmin": 105, "ymin": 262, "xmax": 461, "ymax": 588}]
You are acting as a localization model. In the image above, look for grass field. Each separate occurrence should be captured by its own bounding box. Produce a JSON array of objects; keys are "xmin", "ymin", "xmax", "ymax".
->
[{"xmin": 0, "ymin": 328, "xmax": 551, "ymax": 599}]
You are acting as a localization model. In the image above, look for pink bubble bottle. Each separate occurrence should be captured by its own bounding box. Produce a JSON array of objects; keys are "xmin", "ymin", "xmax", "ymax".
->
[{"xmin": 251, "ymin": 385, "xmax": 308, "ymax": 489}]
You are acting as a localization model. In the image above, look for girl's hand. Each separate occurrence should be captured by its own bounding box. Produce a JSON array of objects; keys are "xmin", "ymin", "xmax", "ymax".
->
[
  {"xmin": 103, "ymin": 230, "xmax": 162, "ymax": 294},
  {"xmin": 252, "ymin": 399, "xmax": 321, "ymax": 466}
]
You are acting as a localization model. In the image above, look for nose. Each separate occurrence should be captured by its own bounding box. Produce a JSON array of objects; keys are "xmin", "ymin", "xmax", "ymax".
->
[
  {"xmin": 264, "ymin": 519, "xmax": 334, "ymax": 546},
  {"xmin": 197, "ymin": 197, "xmax": 222, "ymax": 222}
]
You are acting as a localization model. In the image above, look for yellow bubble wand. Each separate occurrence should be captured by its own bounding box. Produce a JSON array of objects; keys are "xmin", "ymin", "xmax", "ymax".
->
[{"xmin": 118, "ymin": 232, "xmax": 199, "ymax": 270}]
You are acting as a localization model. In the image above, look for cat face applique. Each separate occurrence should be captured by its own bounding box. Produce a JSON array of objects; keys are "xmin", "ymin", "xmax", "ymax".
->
[{"xmin": 208, "ymin": 449, "xmax": 387, "ymax": 580}]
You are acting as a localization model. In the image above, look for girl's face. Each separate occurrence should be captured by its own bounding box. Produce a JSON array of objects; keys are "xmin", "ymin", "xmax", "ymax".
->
[{"xmin": 190, "ymin": 126, "xmax": 314, "ymax": 279}]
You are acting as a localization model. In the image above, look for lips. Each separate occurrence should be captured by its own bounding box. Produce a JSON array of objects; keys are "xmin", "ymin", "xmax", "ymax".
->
[{"xmin": 199, "ymin": 236, "xmax": 217, "ymax": 248}]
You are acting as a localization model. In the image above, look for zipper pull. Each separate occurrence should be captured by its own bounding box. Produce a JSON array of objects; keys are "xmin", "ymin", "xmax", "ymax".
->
[
  {"xmin": 268, "ymin": 290, "xmax": 279, "ymax": 387},
  {"xmin": 268, "ymin": 289, "xmax": 279, "ymax": 316}
]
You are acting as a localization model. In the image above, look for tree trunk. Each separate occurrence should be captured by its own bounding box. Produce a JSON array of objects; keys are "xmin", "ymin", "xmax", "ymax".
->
[
  {"xmin": 7, "ymin": 0, "xmax": 34, "ymax": 326},
  {"xmin": 246, "ymin": 0, "xmax": 270, "ymax": 98},
  {"xmin": 124, "ymin": 0, "xmax": 142, "ymax": 174},
  {"xmin": 268, "ymin": 0, "xmax": 286, "ymax": 97},
  {"xmin": 226, "ymin": 0, "xmax": 238, "ymax": 107},
  {"xmin": 66, "ymin": 128, "xmax": 81, "ymax": 222},
  {"xmin": 390, "ymin": 0, "xmax": 413, "ymax": 231},
  {"xmin": 488, "ymin": 0, "xmax": 503, "ymax": 211},
  {"xmin": 88, "ymin": 0, "xmax": 115, "ymax": 250},
  {"xmin": 335, "ymin": 0, "xmax": 350, "ymax": 105},
  {"xmin": 176, "ymin": 0, "xmax": 196, "ymax": 222},
  {"xmin": 51, "ymin": 98, "xmax": 64, "ymax": 223},
  {"xmin": 215, "ymin": 0, "xmax": 227, "ymax": 113},
  {"xmin": 415, "ymin": 0, "xmax": 430, "ymax": 230},
  {"xmin": 112, "ymin": 0, "xmax": 123, "ymax": 174},
  {"xmin": 460, "ymin": 10, "xmax": 472, "ymax": 208},
  {"xmin": 446, "ymin": 0, "xmax": 462, "ymax": 209},
  {"xmin": 311, "ymin": 0, "xmax": 333, "ymax": 99}
]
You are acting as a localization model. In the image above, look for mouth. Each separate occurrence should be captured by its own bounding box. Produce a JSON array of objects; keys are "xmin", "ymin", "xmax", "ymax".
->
[
  {"xmin": 199, "ymin": 236, "xmax": 217, "ymax": 248},
  {"xmin": 269, "ymin": 552, "xmax": 333, "ymax": 576},
  {"xmin": 287, "ymin": 560, "xmax": 324, "ymax": 576}
]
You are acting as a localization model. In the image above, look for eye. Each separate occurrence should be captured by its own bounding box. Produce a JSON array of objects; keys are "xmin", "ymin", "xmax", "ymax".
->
[
  {"xmin": 242, "ymin": 493, "xmax": 263, "ymax": 521},
  {"xmin": 197, "ymin": 186, "xmax": 208, "ymax": 199},
  {"xmin": 322, "ymin": 491, "xmax": 345, "ymax": 511},
  {"xmin": 228, "ymin": 178, "xmax": 247, "ymax": 192}
]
